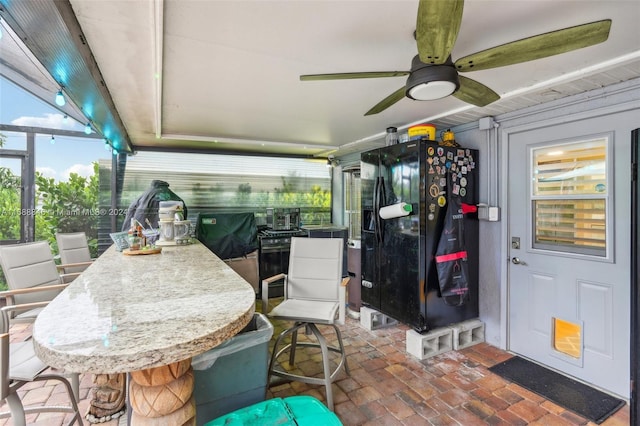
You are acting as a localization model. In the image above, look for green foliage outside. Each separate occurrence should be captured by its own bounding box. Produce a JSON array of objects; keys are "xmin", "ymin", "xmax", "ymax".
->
[
  {"xmin": 35, "ymin": 162, "xmax": 100, "ymax": 256},
  {"xmin": 0, "ymin": 162, "xmax": 99, "ymax": 290},
  {"xmin": 232, "ymin": 177, "xmax": 331, "ymax": 224}
]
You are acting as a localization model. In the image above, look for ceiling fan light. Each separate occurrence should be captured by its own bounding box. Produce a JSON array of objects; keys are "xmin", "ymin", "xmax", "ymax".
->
[
  {"xmin": 408, "ymin": 80, "xmax": 457, "ymax": 101},
  {"xmin": 406, "ymin": 59, "xmax": 460, "ymax": 102}
]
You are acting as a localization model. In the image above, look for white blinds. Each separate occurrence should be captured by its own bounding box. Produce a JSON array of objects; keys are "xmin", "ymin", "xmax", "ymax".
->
[{"xmin": 532, "ymin": 138, "xmax": 608, "ymax": 256}]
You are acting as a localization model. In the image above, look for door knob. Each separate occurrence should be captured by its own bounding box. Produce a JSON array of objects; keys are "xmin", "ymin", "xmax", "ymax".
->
[{"xmin": 511, "ymin": 257, "xmax": 527, "ymax": 265}]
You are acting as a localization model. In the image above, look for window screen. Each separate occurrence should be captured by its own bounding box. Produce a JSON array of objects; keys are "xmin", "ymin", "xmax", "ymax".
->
[{"xmin": 102, "ymin": 151, "xmax": 332, "ymax": 228}]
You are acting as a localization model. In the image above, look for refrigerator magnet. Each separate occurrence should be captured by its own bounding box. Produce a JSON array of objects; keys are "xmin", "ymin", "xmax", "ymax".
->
[
  {"xmin": 438, "ymin": 195, "xmax": 447, "ymax": 207},
  {"xmin": 429, "ymin": 184, "xmax": 440, "ymax": 198}
]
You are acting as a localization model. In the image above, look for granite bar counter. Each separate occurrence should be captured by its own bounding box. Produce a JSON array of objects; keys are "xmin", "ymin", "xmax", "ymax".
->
[{"xmin": 33, "ymin": 241, "xmax": 256, "ymax": 424}]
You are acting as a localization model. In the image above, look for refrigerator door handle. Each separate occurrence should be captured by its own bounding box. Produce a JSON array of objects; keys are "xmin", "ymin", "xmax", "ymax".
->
[
  {"xmin": 378, "ymin": 177, "xmax": 386, "ymax": 244},
  {"xmin": 374, "ymin": 177, "xmax": 383, "ymax": 244},
  {"xmin": 373, "ymin": 177, "xmax": 379, "ymax": 243}
]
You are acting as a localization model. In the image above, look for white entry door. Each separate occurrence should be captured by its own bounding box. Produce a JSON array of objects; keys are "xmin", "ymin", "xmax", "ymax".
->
[{"xmin": 507, "ymin": 112, "xmax": 632, "ymax": 397}]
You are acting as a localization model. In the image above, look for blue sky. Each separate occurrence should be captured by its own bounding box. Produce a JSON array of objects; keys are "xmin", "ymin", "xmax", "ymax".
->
[{"xmin": 0, "ymin": 76, "xmax": 110, "ymax": 181}]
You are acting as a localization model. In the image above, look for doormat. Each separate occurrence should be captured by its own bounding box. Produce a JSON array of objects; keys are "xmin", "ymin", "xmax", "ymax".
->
[{"xmin": 488, "ymin": 356, "xmax": 625, "ymax": 424}]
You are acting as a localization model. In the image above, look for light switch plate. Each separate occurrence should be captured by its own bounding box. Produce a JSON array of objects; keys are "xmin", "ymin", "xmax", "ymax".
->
[{"xmin": 488, "ymin": 207, "xmax": 500, "ymax": 222}]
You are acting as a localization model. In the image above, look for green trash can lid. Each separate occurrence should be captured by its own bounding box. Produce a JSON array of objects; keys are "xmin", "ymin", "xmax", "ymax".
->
[{"xmin": 204, "ymin": 396, "xmax": 342, "ymax": 425}]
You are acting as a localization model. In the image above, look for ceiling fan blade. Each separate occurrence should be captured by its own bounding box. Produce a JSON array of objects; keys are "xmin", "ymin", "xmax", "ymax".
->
[
  {"xmin": 300, "ymin": 71, "xmax": 409, "ymax": 81},
  {"xmin": 416, "ymin": 0, "xmax": 464, "ymax": 65},
  {"xmin": 452, "ymin": 76, "xmax": 500, "ymax": 107},
  {"xmin": 365, "ymin": 87, "xmax": 407, "ymax": 116},
  {"xmin": 455, "ymin": 19, "xmax": 612, "ymax": 72}
]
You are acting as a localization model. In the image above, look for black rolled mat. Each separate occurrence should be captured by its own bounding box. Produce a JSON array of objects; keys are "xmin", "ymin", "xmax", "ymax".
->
[{"xmin": 489, "ymin": 356, "xmax": 625, "ymax": 424}]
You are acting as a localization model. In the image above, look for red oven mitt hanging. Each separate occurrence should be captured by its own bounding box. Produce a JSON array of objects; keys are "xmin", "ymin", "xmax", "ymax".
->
[{"xmin": 435, "ymin": 172, "xmax": 471, "ymax": 307}]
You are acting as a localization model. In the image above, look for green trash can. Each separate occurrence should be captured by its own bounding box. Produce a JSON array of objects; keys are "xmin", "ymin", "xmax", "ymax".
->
[
  {"xmin": 192, "ymin": 313, "xmax": 273, "ymax": 426},
  {"xmin": 204, "ymin": 396, "xmax": 342, "ymax": 426}
]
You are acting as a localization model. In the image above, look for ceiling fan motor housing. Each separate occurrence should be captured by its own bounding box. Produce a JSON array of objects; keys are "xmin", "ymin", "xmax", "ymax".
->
[{"xmin": 406, "ymin": 55, "xmax": 460, "ymax": 101}]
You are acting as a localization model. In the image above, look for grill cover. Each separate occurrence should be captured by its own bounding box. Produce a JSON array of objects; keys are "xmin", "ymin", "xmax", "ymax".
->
[
  {"xmin": 197, "ymin": 212, "xmax": 258, "ymax": 260},
  {"xmin": 121, "ymin": 180, "xmax": 187, "ymax": 231}
]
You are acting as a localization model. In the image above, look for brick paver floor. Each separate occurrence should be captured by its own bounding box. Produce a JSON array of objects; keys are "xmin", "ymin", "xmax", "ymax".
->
[{"xmin": 0, "ymin": 306, "xmax": 630, "ymax": 425}]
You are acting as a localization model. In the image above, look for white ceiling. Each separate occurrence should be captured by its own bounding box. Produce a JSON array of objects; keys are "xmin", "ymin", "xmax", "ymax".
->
[{"xmin": 7, "ymin": 0, "xmax": 640, "ymax": 158}]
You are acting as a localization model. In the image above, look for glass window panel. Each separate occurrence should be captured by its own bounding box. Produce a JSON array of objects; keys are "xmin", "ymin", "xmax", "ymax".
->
[
  {"xmin": 531, "ymin": 137, "xmax": 608, "ymax": 257},
  {"xmin": 533, "ymin": 139, "xmax": 606, "ymax": 196},
  {"xmin": 105, "ymin": 151, "xmax": 332, "ymax": 230},
  {"xmin": 344, "ymin": 169, "xmax": 361, "ymax": 240},
  {"xmin": 0, "ymin": 131, "xmax": 27, "ymax": 151},
  {"xmin": 0, "ymin": 157, "xmax": 22, "ymax": 241},
  {"xmin": 533, "ymin": 199, "xmax": 606, "ymax": 254}
]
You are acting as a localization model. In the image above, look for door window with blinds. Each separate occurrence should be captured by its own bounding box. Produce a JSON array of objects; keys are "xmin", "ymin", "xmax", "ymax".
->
[{"xmin": 531, "ymin": 137, "xmax": 610, "ymax": 258}]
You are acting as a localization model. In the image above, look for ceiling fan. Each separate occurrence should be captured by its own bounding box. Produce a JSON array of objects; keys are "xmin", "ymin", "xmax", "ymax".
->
[{"xmin": 300, "ymin": 0, "xmax": 611, "ymax": 116}]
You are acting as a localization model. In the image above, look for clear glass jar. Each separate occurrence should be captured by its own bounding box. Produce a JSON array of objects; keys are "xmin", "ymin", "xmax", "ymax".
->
[
  {"xmin": 385, "ymin": 127, "xmax": 398, "ymax": 146},
  {"xmin": 128, "ymin": 234, "xmax": 141, "ymax": 251}
]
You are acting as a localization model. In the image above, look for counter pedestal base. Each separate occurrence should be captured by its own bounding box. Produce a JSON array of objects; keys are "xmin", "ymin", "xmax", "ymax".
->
[{"xmin": 130, "ymin": 359, "xmax": 196, "ymax": 425}]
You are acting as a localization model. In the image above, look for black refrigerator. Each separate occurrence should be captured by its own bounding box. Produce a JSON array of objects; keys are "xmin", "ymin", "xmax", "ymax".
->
[{"xmin": 361, "ymin": 139, "xmax": 479, "ymax": 333}]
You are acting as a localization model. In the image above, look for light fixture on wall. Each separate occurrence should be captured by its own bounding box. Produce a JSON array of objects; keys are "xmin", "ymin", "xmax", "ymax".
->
[
  {"xmin": 84, "ymin": 122, "xmax": 92, "ymax": 135},
  {"xmin": 327, "ymin": 155, "xmax": 339, "ymax": 168},
  {"xmin": 50, "ymin": 135, "xmax": 55, "ymax": 144},
  {"xmin": 55, "ymin": 89, "xmax": 66, "ymax": 106}
]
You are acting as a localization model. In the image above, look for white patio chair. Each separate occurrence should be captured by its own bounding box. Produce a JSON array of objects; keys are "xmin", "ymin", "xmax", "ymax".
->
[
  {"xmin": 0, "ymin": 241, "xmax": 82, "ymax": 401},
  {"xmin": 262, "ymin": 237, "xmax": 350, "ymax": 411},
  {"xmin": 55, "ymin": 232, "xmax": 94, "ymax": 280},
  {"xmin": 0, "ymin": 302, "xmax": 82, "ymax": 425},
  {"xmin": 0, "ymin": 241, "xmax": 72, "ymax": 322}
]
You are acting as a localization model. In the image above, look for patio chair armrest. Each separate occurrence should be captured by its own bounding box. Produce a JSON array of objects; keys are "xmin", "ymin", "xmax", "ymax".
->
[
  {"xmin": 0, "ymin": 301, "xmax": 51, "ymax": 333},
  {"xmin": 0, "ymin": 283, "xmax": 69, "ymax": 299},
  {"xmin": 261, "ymin": 273, "xmax": 286, "ymax": 314},
  {"xmin": 56, "ymin": 261, "xmax": 93, "ymax": 271},
  {"xmin": 59, "ymin": 272, "xmax": 82, "ymax": 284}
]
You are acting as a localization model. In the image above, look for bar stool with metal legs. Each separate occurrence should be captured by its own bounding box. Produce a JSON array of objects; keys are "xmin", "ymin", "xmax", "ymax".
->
[{"xmin": 261, "ymin": 237, "xmax": 350, "ymax": 411}]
